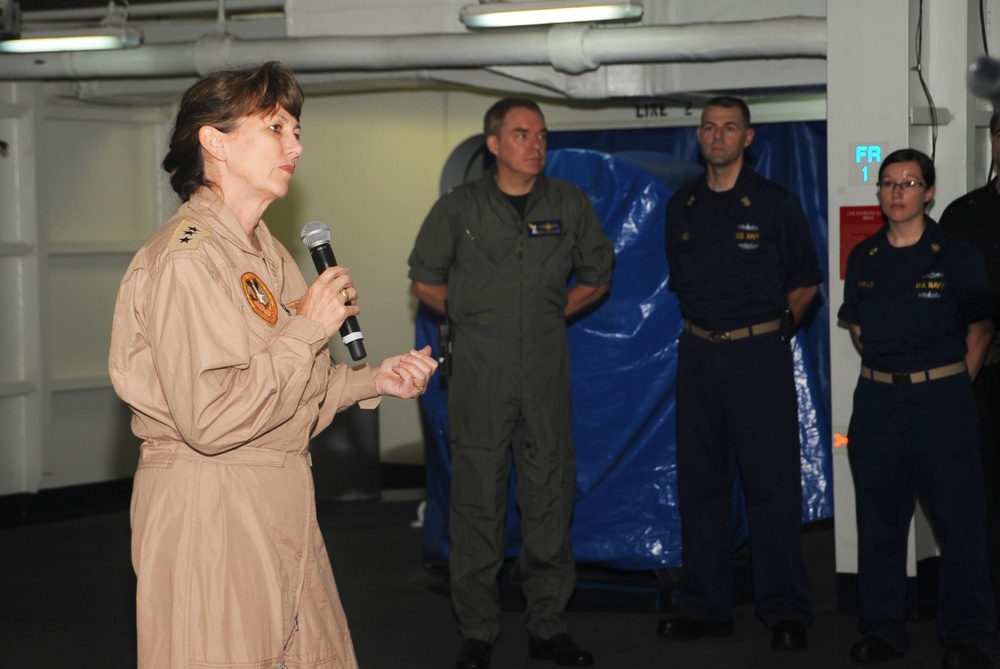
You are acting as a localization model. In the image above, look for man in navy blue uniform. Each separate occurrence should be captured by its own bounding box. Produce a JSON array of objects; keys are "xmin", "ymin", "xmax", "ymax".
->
[
  {"xmin": 939, "ymin": 110, "xmax": 1000, "ymax": 625},
  {"xmin": 658, "ymin": 96, "xmax": 819, "ymax": 651}
]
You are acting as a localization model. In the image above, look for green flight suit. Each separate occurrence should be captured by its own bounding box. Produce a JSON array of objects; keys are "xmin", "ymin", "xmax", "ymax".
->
[{"xmin": 408, "ymin": 170, "xmax": 614, "ymax": 643}]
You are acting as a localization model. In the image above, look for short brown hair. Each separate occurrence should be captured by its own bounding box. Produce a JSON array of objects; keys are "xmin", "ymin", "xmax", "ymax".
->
[
  {"xmin": 702, "ymin": 96, "xmax": 752, "ymax": 127},
  {"xmin": 483, "ymin": 97, "xmax": 544, "ymax": 137},
  {"xmin": 162, "ymin": 61, "xmax": 304, "ymax": 201}
]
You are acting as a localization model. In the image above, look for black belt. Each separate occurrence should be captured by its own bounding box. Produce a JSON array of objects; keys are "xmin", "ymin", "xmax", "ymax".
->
[
  {"xmin": 684, "ymin": 318, "xmax": 781, "ymax": 343},
  {"xmin": 859, "ymin": 361, "xmax": 967, "ymax": 385}
]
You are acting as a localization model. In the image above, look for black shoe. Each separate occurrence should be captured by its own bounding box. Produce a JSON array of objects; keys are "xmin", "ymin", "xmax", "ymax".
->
[
  {"xmin": 655, "ymin": 616, "xmax": 735, "ymax": 641},
  {"xmin": 771, "ymin": 619, "xmax": 808, "ymax": 650},
  {"xmin": 943, "ymin": 644, "xmax": 995, "ymax": 669},
  {"xmin": 850, "ymin": 636, "xmax": 905, "ymax": 663},
  {"xmin": 456, "ymin": 638, "xmax": 492, "ymax": 669},
  {"xmin": 528, "ymin": 633, "xmax": 594, "ymax": 666}
]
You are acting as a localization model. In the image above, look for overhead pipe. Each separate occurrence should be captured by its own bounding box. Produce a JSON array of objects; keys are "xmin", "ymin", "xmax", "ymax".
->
[
  {"xmin": 21, "ymin": 0, "xmax": 284, "ymax": 22},
  {"xmin": 0, "ymin": 17, "xmax": 826, "ymax": 81}
]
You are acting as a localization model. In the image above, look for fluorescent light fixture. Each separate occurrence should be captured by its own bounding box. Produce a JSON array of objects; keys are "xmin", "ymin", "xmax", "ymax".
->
[
  {"xmin": 460, "ymin": 0, "xmax": 642, "ymax": 29},
  {"xmin": 0, "ymin": 25, "xmax": 142, "ymax": 53}
]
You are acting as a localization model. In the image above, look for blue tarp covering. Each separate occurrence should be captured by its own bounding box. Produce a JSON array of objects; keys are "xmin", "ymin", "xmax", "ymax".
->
[{"xmin": 416, "ymin": 122, "xmax": 830, "ymax": 571}]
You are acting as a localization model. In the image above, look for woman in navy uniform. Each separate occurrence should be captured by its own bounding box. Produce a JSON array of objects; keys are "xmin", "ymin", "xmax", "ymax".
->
[{"xmin": 840, "ymin": 148, "xmax": 999, "ymax": 668}]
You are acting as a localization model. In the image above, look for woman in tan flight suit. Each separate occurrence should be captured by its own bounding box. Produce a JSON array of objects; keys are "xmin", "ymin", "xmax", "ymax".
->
[{"xmin": 108, "ymin": 61, "xmax": 437, "ymax": 669}]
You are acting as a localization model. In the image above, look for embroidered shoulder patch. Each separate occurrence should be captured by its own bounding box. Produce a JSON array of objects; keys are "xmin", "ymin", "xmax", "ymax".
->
[
  {"xmin": 169, "ymin": 220, "xmax": 211, "ymax": 252},
  {"xmin": 241, "ymin": 272, "xmax": 278, "ymax": 325}
]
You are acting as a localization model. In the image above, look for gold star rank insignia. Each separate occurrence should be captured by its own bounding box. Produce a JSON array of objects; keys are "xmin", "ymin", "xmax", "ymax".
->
[
  {"xmin": 741, "ymin": 197, "xmax": 751, "ymax": 207},
  {"xmin": 169, "ymin": 220, "xmax": 211, "ymax": 252},
  {"xmin": 241, "ymin": 272, "xmax": 278, "ymax": 325}
]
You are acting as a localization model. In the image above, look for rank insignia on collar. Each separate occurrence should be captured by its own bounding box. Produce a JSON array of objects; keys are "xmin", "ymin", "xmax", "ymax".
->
[
  {"xmin": 741, "ymin": 196, "xmax": 751, "ymax": 207},
  {"xmin": 931, "ymin": 243, "xmax": 941, "ymax": 252},
  {"xmin": 869, "ymin": 247, "xmax": 879, "ymax": 256},
  {"xmin": 169, "ymin": 220, "xmax": 211, "ymax": 251},
  {"xmin": 686, "ymin": 196, "xmax": 695, "ymax": 207},
  {"xmin": 241, "ymin": 272, "xmax": 278, "ymax": 325}
]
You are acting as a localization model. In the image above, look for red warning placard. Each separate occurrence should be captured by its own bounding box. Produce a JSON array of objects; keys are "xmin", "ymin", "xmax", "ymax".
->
[{"xmin": 839, "ymin": 206, "xmax": 884, "ymax": 279}]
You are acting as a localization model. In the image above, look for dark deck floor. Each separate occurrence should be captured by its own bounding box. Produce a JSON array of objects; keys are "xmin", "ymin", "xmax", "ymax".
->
[{"xmin": 1, "ymin": 493, "xmax": 947, "ymax": 668}]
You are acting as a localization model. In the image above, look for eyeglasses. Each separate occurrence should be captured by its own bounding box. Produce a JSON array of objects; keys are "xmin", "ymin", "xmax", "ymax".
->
[{"xmin": 877, "ymin": 180, "xmax": 926, "ymax": 193}]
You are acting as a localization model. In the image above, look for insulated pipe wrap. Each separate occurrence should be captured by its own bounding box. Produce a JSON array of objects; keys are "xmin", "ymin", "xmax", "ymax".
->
[{"xmin": 0, "ymin": 17, "xmax": 827, "ymax": 81}]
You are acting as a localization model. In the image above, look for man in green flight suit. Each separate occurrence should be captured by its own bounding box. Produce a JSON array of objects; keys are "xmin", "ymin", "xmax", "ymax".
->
[{"xmin": 408, "ymin": 98, "xmax": 614, "ymax": 669}]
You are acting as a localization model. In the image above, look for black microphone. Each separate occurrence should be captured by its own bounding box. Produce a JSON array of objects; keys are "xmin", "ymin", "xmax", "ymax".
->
[{"xmin": 300, "ymin": 220, "xmax": 367, "ymax": 361}]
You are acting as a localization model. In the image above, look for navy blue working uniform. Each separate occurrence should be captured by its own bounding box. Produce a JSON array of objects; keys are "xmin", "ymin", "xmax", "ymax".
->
[
  {"xmin": 840, "ymin": 219, "xmax": 999, "ymax": 655},
  {"xmin": 664, "ymin": 162, "xmax": 820, "ymax": 627},
  {"xmin": 940, "ymin": 179, "xmax": 1000, "ymax": 621}
]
